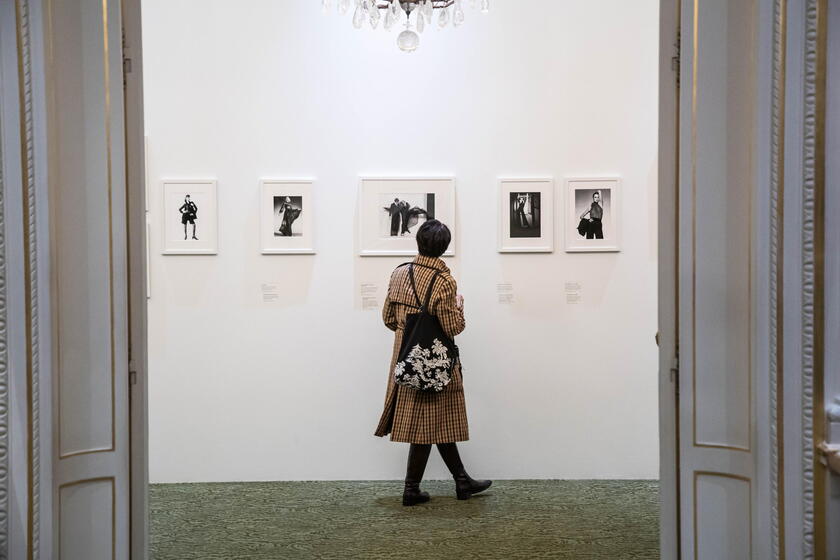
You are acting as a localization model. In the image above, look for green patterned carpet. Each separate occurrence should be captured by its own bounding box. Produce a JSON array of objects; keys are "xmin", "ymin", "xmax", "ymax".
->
[{"xmin": 151, "ymin": 480, "xmax": 659, "ymax": 560}]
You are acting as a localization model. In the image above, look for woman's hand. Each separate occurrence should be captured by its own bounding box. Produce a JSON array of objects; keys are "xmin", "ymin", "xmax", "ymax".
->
[{"xmin": 456, "ymin": 294, "xmax": 464, "ymax": 310}]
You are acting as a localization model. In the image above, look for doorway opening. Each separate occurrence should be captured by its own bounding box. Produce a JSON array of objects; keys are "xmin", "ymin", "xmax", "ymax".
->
[{"xmin": 134, "ymin": 1, "xmax": 672, "ymax": 558}]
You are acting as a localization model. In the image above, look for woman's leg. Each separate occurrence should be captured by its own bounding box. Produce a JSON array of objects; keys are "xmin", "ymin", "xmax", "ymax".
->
[
  {"xmin": 436, "ymin": 443, "xmax": 492, "ymax": 500},
  {"xmin": 403, "ymin": 444, "xmax": 432, "ymax": 506}
]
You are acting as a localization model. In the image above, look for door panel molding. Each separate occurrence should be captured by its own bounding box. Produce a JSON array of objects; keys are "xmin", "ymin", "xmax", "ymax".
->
[
  {"xmin": 690, "ymin": 0, "xmax": 757, "ymax": 454},
  {"xmin": 693, "ymin": 471, "xmax": 753, "ymax": 559},
  {"xmin": 50, "ymin": 0, "xmax": 118, "ymax": 462},
  {"xmin": 58, "ymin": 477, "xmax": 115, "ymax": 560}
]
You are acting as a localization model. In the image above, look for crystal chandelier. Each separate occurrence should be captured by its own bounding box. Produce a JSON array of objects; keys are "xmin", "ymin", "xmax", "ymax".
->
[{"xmin": 323, "ymin": 0, "xmax": 490, "ymax": 52}]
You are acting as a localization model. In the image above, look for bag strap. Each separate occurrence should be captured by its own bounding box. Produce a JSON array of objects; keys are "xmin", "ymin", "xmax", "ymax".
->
[
  {"xmin": 407, "ymin": 265, "xmax": 424, "ymax": 309},
  {"xmin": 423, "ymin": 271, "xmax": 440, "ymax": 311},
  {"xmin": 406, "ymin": 264, "xmax": 441, "ymax": 312}
]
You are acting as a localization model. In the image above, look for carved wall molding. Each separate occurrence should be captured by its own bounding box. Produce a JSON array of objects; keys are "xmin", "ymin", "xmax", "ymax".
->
[
  {"xmin": 769, "ymin": 0, "xmax": 787, "ymax": 558},
  {"xmin": 799, "ymin": 0, "xmax": 826, "ymax": 557},
  {"xmin": 0, "ymin": 26, "xmax": 9, "ymax": 559},
  {"xmin": 14, "ymin": 0, "xmax": 40, "ymax": 558}
]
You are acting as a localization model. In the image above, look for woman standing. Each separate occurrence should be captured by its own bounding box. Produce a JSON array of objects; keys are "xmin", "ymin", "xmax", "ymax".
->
[
  {"xmin": 278, "ymin": 196, "xmax": 301, "ymax": 237},
  {"xmin": 580, "ymin": 190, "xmax": 604, "ymax": 239},
  {"xmin": 375, "ymin": 220, "xmax": 491, "ymax": 506},
  {"xmin": 179, "ymin": 194, "xmax": 198, "ymax": 240}
]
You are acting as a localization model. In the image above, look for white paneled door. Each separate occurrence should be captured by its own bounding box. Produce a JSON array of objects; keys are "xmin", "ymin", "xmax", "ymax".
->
[
  {"xmin": 47, "ymin": 0, "xmax": 131, "ymax": 558},
  {"xmin": 678, "ymin": 0, "xmax": 759, "ymax": 558}
]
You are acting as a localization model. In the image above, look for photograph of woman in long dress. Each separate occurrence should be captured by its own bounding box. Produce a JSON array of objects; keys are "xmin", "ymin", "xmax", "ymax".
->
[
  {"xmin": 509, "ymin": 192, "xmax": 541, "ymax": 238},
  {"xmin": 274, "ymin": 195, "xmax": 303, "ymax": 237}
]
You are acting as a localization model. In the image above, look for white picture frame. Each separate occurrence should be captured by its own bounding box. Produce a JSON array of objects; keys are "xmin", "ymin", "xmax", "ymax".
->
[
  {"xmin": 358, "ymin": 177, "xmax": 456, "ymax": 257},
  {"xmin": 564, "ymin": 176, "xmax": 621, "ymax": 253},
  {"xmin": 498, "ymin": 177, "xmax": 554, "ymax": 253},
  {"xmin": 162, "ymin": 179, "xmax": 218, "ymax": 255},
  {"xmin": 260, "ymin": 179, "xmax": 315, "ymax": 254}
]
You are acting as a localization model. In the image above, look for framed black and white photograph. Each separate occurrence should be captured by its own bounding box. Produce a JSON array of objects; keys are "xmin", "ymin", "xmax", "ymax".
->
[
  {"xmin": 359, "ymin": 177, "xmax": 455, "ymax": 256},
  {"xmin": 260, "ymin": 179, "xmax": 315, "ymax": 254},
  {"xmin": 162, "ymin": 179, "xmax": 218, "ymax": 255},
  {"xmin": 565, "ymin": 177, "xmax": 621, "ymax": 253},
  {"xmin": 498, "ymin": 178, "xmax": 554, "ymax": 253}
]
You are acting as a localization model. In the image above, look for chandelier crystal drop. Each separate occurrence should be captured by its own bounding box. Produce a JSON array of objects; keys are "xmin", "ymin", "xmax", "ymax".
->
[
  {"xmin": 325, "ymin": 0, "xmax": 489, "ymax": 52},
  {"xmin": 437, "ymin": 5, "xmax": 449, "ymax": 27},
  {"xmin": 453, "ymin": 0, "xmax": 465, "ymax": 26}
]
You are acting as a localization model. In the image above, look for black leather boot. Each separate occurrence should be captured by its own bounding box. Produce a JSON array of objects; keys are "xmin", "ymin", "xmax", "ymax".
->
[
  {"xmin": 436, "ymin": 443, "xmax": 492, "ymax": 500},
  {"xmin": 403, "ymin": 444, "xmax": 432, "ymax": 506}
]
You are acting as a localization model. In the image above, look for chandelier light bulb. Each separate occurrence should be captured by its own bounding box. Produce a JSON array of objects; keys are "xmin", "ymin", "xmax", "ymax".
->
[
  {"xmin": 397, "ymin": 29, "xmax": 420, "ymax": 52},
  {"xmin": 321, "ymin": 0, "xmax": 330, "ymax": 13},
  {"xmin": 338, "ymin": 0, "xmax": 351, "ymax": 14},
  {"xmin": 480, "ymin": 0, "xmax": 489, "ymax": 13},
  {"xmin": 416, "ymin": 9, "xmax": 425, "ymax": 33},
  {"xmin": 424, "ymin": 0, "xmax": 433, "ymax": 22}
]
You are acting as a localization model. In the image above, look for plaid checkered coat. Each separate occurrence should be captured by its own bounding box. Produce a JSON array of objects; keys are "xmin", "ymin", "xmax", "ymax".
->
[{"xmin": 374, "ymin": 255, "xmax": 469, "ymax": 444}]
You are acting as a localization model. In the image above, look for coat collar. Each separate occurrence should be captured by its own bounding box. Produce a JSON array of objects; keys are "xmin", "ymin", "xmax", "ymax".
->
[{"xmin": 413, "ymin": 254, "xmax": 449, "ymax": 272}]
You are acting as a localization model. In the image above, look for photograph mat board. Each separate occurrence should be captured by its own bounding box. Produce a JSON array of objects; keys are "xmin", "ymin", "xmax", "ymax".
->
[
  {"xmin": 565, "ymin": 177, "xmax": 621, "ymax": 252},
  {"xmin": 261, "ymin": 179, "xmax": 315, "ymax": 254},
  {"xmin": 498, "ymin": 178, "xmax": 554, "ymax": 253},
  {"xmin": 359, "ymin": 177, "xmax": 456, "ymax": 256},
  {"xmin": 162, "ymin": 179, "xmax": 218, "ymax": 255}
]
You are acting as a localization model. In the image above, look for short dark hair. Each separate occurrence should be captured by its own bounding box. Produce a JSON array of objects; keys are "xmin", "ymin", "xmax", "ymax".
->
[
  {"xmin": 592, "ymin": 191, "xmax": 600, "ymax": 199},
  {"xmin": 416, "ymin": 219, "xmax": 451, "ymax": 258}
]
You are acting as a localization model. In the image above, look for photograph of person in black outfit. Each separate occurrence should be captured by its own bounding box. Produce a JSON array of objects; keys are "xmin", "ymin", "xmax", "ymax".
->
[
  {"xmin": 179, "ymin": 194, "xmax": 199, "ymax": 240},
  {"xmin": 399, "ymin": 200, "xmax": 411, "ymax": 235},
  {"xmin": 580, "ymin": 191, "xmax": 604, "ymax": 239},
  {"xmin": 381, "ymin": 194, "xmax": 435, "ymax": 237},
  {"xmin": 274, "ymin": 195, "xmax": 303, "ymax": 237},
  {"xmin": 509, "ymin": 192, "xmax": 541, "ymax": 238},
  {"xmin": 386, "ymin": 198, "xmax": 402, "ymax": 236}
]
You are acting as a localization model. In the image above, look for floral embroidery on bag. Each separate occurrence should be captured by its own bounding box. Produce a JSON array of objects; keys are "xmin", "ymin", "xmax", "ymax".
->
[{"xmin": 394, "ymin": 338, "xmax": 452, "ymax": 392}]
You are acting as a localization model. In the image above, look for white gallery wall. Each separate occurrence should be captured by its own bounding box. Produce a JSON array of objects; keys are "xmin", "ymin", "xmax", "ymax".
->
[{"xmin": 143, "ymin": 0, "xmax": 660, "ymax": 482}]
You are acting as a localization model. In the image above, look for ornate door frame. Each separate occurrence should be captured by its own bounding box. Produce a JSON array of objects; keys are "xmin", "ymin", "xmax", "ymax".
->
[{"xmin": 0, "ymin": 1, "xmax": 832, "ymax": 559}]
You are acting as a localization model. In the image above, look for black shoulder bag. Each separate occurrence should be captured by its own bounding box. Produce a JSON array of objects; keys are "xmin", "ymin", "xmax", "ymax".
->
[{"xmin": 393, "ymin": 263, "xmax": 459, "ymax": 393}]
